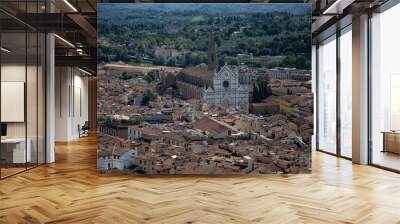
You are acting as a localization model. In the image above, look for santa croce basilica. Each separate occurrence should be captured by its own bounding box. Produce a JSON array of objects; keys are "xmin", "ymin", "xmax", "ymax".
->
[{"xmin": 176, "ymin": 32, "xmax": 250, "ymax": 112}]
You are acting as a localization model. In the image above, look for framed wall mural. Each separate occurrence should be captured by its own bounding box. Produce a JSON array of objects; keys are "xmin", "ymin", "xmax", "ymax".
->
[{"xmin": 97, "ymin": 3, "xmax": 313, "ymax": 175}]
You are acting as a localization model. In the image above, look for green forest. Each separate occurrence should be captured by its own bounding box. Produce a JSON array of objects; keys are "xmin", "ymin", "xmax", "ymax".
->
[{"xmin": 98, "ymin": 4, "xmax": 311, "ymax": 70}]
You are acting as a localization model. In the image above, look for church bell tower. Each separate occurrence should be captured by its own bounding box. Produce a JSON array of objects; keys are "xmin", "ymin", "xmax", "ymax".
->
[{"xmin": 207, "ymin": 32, "xmax": 217, "ymax": 71}]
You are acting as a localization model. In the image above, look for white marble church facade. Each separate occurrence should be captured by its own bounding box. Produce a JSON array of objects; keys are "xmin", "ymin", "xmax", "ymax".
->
[{"xmin": 203, "ymin": 65, "xmax": 249, "ymax": 112}]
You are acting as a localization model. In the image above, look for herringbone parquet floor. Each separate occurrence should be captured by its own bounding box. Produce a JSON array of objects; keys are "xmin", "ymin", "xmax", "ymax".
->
[{"xmin": 1, "ymin": 136, "xmax": 400, "ymax": 224}]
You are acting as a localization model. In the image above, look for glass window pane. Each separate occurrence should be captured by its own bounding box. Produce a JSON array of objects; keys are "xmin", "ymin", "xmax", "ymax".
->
[
  {"xmin": 27, "ymin": 31, "xmax": 38, "ymax": 169},
  {"xmin": 1, "ymin": 31, "xmax": 27, "ymax": 177},
  {"xmin": 0, "ymin": 0, "xmax": 46, "ymax": 179},
  {"xmin": 38, "ymin": 33, "xmax": 45, "ymax": 165},
  {"xmin": 371, "ymin": 4, "xmax": 400, "ymax": 171},
  {"xmin": 340, "ymin": 27, "xmax": 352, "ymax": 158},
  {"xmin": 317, "ymin": 35, "xmax": 337, "ymax": 154}
]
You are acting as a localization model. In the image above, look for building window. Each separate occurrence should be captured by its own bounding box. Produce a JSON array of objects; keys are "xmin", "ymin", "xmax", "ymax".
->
[
  {"xmin": 223, "ymin": 80, "xmax": 229, "ymax": 88},
  {"xmin": 370, "ymin": 4, "xmax": 400, "ymax": 171},
  {"xmin": 339, "ymin": 26, "xmax": 352, "ymax": 158},
  {"xmin": 0, "ymin": 6, "xmax": 46, "ymax": 179},
  {"xmin": 317, "ymin": 35, "xmax": 337, "ymax": 154}
]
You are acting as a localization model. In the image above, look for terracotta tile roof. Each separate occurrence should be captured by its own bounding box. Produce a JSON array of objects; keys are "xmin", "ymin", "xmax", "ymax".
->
[
  {"xmin": 181, "ymin": 66, "xmax": 214, "ymax": 81},
  {"xmin": 192, "ymin": 117, "xmax": 237, "ymax": 136},
  {"xmin": 97, "ymin": 135, "xmax": 132, "ymax": 157},
  {"xmin": 141, "ymin": 127, "xmax": 163, "ymax": 137}
]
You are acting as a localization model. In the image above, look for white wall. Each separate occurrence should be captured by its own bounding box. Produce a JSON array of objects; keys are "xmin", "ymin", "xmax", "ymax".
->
[
  {"xmin": 72, "ymin": 72, "xmax": 89, "ymax": 138},
  {"xmin": 1, "ymin": 65, "xmax": 43, "ymax": 136},
  {"xmin": 55, "ymin": 66, "xmax": 70, "ymax": 141},
  {"xmin": 55, "ymin": 67, "xmax": 89, "ymax": 141},
  {"xmin": 1, "ymin": 64, "xmax": 27, "ymax": 138}
]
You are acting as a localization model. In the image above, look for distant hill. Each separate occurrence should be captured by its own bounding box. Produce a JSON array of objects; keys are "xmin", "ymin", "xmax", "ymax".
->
[
  {"xmin": 97, "ymin": 3, "xmax": 311, "ymax": 70},
  {"xmin": 98, "ymin": 3, "xmax": 311, "ymax": 15}
]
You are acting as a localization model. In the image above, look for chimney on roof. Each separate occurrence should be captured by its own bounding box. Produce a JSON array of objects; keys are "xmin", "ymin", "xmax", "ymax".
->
[{"xmin": 207, "ymin": 32, "xmax": 217, "ymax": 71}]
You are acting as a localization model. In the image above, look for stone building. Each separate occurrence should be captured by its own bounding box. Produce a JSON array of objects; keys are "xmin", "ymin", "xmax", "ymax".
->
[
  {"xmin": 154, "ymin": 45, "xmax": 181, "ymax": 60},
  {"xmin": 203, "ymin": 65, "xmax": 249, "ymax": 112},
  {"xmin": 176, "ymin": 32, "xmax": 249, "ymax": 112}
]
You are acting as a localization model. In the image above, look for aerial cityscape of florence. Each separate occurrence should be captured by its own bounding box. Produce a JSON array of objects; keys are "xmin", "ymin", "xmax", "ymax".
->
[{"xmin": 97, "ymin": 3, "xmax": 313, "ymax": 175}]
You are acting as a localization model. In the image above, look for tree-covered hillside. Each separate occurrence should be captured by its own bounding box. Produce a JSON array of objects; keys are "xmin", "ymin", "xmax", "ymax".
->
[{"xmin": 98, "ymin": 3, "xmax": 311, "ymax": 70}]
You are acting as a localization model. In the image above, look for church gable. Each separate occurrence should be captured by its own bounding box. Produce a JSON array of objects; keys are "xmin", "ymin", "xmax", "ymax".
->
[{"xmin": 214, "ymin": 65, "xmax": 238, "ymax": 81}]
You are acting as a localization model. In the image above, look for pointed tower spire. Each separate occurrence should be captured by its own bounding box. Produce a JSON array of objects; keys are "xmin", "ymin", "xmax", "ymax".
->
[{"xmin": 208, "ymin": 32, "xmax": 217, "ymax": 71}]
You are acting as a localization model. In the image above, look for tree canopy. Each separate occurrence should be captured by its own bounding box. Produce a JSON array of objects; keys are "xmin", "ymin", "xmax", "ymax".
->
[{"xmin": 98, "ymin": 4, "xmax": 311, "ymax": 70}]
